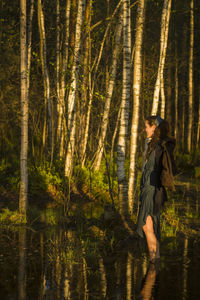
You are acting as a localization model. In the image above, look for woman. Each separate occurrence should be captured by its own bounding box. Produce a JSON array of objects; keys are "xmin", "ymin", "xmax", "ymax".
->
[{"xmin": 136, "ymin": 115, "xmax": 176, "ymax": 263}]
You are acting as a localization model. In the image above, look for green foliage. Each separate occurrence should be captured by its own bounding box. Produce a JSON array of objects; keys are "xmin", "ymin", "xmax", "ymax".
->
[
  {"xmin": 73, "ymin": 165, "xmax": 117, "ymax": 203},
  {"xmin": 194, "ymin": 167, "xmax": 200, "ymax": 178},
  {"xmin": 0, "ymin": 208, "xmax": 26, "ymax": 224}
]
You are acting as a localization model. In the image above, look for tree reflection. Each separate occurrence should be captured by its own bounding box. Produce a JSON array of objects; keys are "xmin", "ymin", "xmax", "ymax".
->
[{"xmin": 18, "ymin": 227, "xmax": 27, "ymax": 300}]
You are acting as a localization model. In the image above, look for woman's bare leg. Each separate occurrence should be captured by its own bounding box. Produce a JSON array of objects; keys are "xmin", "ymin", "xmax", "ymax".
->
[{"xmin": 143, "ymin": 216, "xmax": 160, "ymax": 262}]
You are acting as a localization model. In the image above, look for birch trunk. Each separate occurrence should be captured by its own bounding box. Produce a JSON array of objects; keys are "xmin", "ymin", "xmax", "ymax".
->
[
  {"xmin": 174, "ymin": 50, "xmax": 178, "ymax": 141},
  {"xmin": 19, "ymin": 0, "xmax": 28, "ymax": 216},
  {"xmin": 187, "ymin": 0, "xmax": 194, "ymax": 153},
  {"xmin": 128, "ymin": 0, "xmax": 146, "ymax": 214},
  {"xmin": 27, "ymin": 0, "xmax": 34, "ymax": 94},
  {"xmin": 151, "ymin": 0, "xmax": 171, "ymax": 116},
  {"xmin": 56, "ymin": 0, "xmax": 61, "ymax": 146},
  {"xmin": 79, "ymin": 0, "xmax": 91, "ymax": 162},
  {"xmin": 81, "ymin": 1, "xmax": 122, "ymax": 166},
  {"xmin": 38, "ymin": 0, "xmax": 52, "ymax": 154},
  {"xmin": 93, "ymin": 8, "xmax": 123, "ymax": 171},
  {"xmin": 64, "ymin": 0, "xmax": 86, "ymax": 177},
  {"xmin": 117, "ymin": 0, "xmax": 131, "ymax": 215}
]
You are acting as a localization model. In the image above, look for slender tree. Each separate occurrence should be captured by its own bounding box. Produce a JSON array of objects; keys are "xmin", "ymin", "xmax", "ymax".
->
[
  {"xmin": 151, "ymin": 0, "xmax": 172, "ymax": 116},
  {"xmin": 38, "ymin": 0, "xmax": 52, "ymax": 155},
  {"xmin": 65, "ymin": 0, "xmax": 86, "ymax": 177},
  {"xmin": 128, "ymin": 0, "xmax": 146, "ymax": 214},
  {"xmin": 93, "ymin": 7, "xmax": 123, "ymax": 171},
  {"xmin": 19, "ymin": 0, "xmax": 28, "ymax": 216},
  {"xmin": 187, "ymin": 0, "xmax": 194, "ymax": 153},
  {"xmin": 117, "ymin": 0, "xmax": 131, "ymax": 215}
]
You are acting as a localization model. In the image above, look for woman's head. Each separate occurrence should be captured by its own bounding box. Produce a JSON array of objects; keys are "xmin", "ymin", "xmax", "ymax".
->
[
  {"xmin": 145, "ymin": 115, "xmax": 169, "ymax": 139},
  {"xmin": 145, "ymin": 115, "xmax": 170, "ymax": 159}
]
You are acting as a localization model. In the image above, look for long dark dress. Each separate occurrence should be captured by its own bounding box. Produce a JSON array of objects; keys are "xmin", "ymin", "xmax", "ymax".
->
[{"xmin": 136, "ymin": 142, "xmax": 163, "ymax": 242}]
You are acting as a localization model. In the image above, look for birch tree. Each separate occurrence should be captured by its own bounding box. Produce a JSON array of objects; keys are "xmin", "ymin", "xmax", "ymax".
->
[
  {"xmin": 117, "ymin": 0, "xmax": 131, "ymax": 215},
  {"xmin": 57, "ymin": 0, "xmax": 71, "ymax": 158},
  {"xmin": 27, "ymin": 0, "xmax": 34, "ymax": 94},
  {"xmin": 38, "ymin": 0, "xmax": 52, "ymax": 155},
  {"xmin": 187, "ymin": 0, "xmax": 194, "ymax": 153},
  {"xmin": 93, "ymin": 7, "xmax": 123, "ymax": 171},
  {"xmin": 19, "ymin": 0, "xmax": 28, "ymax": 216},
  {"xmin": 128, "ymin": 0, "xmax": 146, "ymax": 214},
  {"xmin": 80, "ymin": 0, "xmax": 122, "ymax": 166},
  {"xmin": 151, "ymin": 0, "xmax": 171, "ymax": 116},
  {"xmin": 64, "ymin": 0, "xmax": 86, "ymax": 177}
]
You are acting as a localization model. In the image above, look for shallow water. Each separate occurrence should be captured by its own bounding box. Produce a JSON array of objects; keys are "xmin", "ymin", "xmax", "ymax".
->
[{"xmin": 0, "ymin": 178, "xmax": 200, "ymax": 300}]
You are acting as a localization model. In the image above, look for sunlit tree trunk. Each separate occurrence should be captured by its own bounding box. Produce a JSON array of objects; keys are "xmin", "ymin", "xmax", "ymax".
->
[
  {"xmin": 187, "ymin": 0, "xmax": 194, "ymax": 153},
  {"xmin": 57, "ymin": 0, "xmax": 71, "ymax": 158},
  {"xmin": 38, "ymin": 0, "xmax": 52, "ymax": 154},
  {"xmin": 151, "ymin": 0, "xmax": 171, "ymax": 116},
  {"xmin": 79, "ymin": 0, "xmax": 91, "ymax": 162},
  {"xmin": 117, "ymin": 0, "xmax": 131, "ymax": 215},
  {"xmin": 174, "ymin": 45, "xmax": 178, "ymax": 141},
  {"xmin": 93, "ymin": 7, "xmax": 123, "ymax": 171},
  {"xmin": 27, "ymin": 0, "xmax": 34, "ymax": 94},
  {"xmin": 81, "ymin": 1, "xmax": 122, "ymax": 167},
  {"xmin": 56, "ymin": 0, "xmax": 61, "ymax": 148},
  {"xmin": 19, "ymin": 0, "xmax": 28, "ymax": 216},
  {"xmin": 65, "ymin": 0, "xmax": 86, "ymax": 177},
  {"xmin": 128, "ymin": 0, "xmax": 146, "ymax": 214}
]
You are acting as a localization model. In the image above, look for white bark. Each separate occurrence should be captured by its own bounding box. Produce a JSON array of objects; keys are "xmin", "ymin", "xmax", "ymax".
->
[
  {"xmin": 38, "ymin": 0, "xmax": 52, "ymax": 151},
  {"xmin": 81, "ymin": 1, "xmax": 122, "ymax": 166},
  {"xmin": 187, "ymin": 0, "xmax": 194, "ymax": 153},
  {"xmin": 93, "ymin": 8, "xmax": 123, "ymax": 171},
  {"xmin": 174, "ymin": 50, "xmax": 178, "ymax": 140},
  {"xmin": 117, "ymin": 0, "xmax": 131, "ymax": 215},
  {"xmin": 151, "ymin": 0, "xmax": 171, "ymax": 116},
  {"xmin": 19, "ymin": 0, "xmax": 28, "ymax": 215},
  {"xmin": 128, "ymin": 0, "xmax": 146, "ymax": 214},
  {"xmin": 27, "ymin": 0, "xmax": 34, "ymax": 94},
  {"xmin": 65, "ymin": 0, "xmax": 86, "ymax": 177}
]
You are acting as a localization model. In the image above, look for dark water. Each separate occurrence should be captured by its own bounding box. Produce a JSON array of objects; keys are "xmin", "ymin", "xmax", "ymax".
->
[{"xmin": 0, "ymin": 179, "xmax": 200, "ymax": 300}]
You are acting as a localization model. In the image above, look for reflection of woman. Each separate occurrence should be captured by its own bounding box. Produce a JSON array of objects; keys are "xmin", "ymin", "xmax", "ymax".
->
[
  {"xmin": 136, "ymin": 116, "xmax": 176, "ymax": 263},
  {"xmin": 138, "ymin": 261, "xmax": 159, "ymax": 300}
]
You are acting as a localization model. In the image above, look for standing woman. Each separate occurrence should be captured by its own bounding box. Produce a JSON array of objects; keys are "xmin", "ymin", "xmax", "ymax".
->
[{"xmin": 136, "ymin": 116, "xmax": 176, "ymax": 263}]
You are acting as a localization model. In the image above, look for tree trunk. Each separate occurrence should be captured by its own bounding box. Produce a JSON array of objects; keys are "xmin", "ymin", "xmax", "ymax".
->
[
  {"xmin": 151, "ymin": 0, "xmax": 171, "ymax": 116},
  {"xmin": 187, "ymin": 0, "xmax": 194, "ymax": 153},
  {"xmin": 19, "ymin": 0, "xmax": 28, "ymax": 216},
  {"xmin": 117, "ymin": 0, "xmax": 131, "ymax": 216},
  {"xmin": 38, "ymin": 0, "xmax": 52, "ymax": 156},
  {"xmin": 81, "ymin": 0, "xmax": 122, "ymax": 166},
  {"xmin": 64, "ymin": 0, "xmax": 86, "ymax": 177},
  {"xmin": 128, "ymin": 0, "xmax": 146, "ymax": 214},
  {"xmin": 79, "ymin": 0, "xmax": 91, "ymax": 162},
  {"xmin": 93, "ymin": 7, "xmax": 123, "ymax": 171},
  {"xmin": 27, "ymin": 0, "xmax": 34, "ymax": 94},
  {"xmin": 174, "ymin": 47, "xmax": 178, "ymax": 141}
]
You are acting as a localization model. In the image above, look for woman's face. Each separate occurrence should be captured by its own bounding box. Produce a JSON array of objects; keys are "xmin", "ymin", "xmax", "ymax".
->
[{"xmin": 145, "ymin": 121, "xmax": 156, "ymax": 138}]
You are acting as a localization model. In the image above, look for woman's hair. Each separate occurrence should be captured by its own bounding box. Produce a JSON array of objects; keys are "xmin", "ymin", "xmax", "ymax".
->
[{"xmin": 145, "ymin": 116, "xmax": 170, "ymax": 160}]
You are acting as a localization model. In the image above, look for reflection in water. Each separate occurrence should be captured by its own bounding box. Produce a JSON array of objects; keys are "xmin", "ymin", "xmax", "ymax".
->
[
  {"xmin": 182, "ymin": 238, "xmax": 188, "ymax": 300},
  {"xmin": 99, "ymin": 258, "xmax": 106, "ymax": 298},
  {"xmin": 18, "ymin": 227, "xmax": 27, "ymax": 300},
  {"xmin": 126, "ymin": 252, "xmax": 133, "ymax": 300},
  {"xmin": 138, "ymin": 261, "xmax": 159, "ymax": 300}
]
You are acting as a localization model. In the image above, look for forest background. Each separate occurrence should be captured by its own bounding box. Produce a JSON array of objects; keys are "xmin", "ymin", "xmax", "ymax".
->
[{"xmin": 1, "ymin": 0, "xmax": 200, "ymax": 222}]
